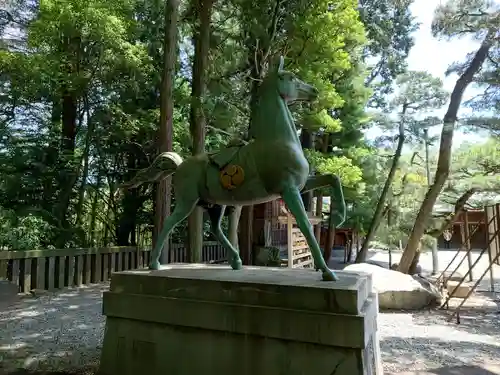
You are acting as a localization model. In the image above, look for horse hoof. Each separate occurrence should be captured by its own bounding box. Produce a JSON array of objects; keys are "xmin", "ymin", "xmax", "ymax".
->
[
  {"xmin": 149, "ymin": 260, "xmax": 160, "ymax": 270},
  {"xmin": 230, "ymin": 258, "xmax": 243, "ymax": 270},
  {"xmin": 321, "ymin": 269, "xmax": 338, "ymax": 282}
]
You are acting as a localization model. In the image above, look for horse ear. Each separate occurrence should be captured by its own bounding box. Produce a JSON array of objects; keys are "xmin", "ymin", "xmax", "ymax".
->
[{"xmin": 277, "ymin": 56, "xmax": 284, "ymax": 72}]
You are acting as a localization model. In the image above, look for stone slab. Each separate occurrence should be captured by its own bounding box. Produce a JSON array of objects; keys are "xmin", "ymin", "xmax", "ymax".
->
[
  {"xmin": 99, "ymin": 264, "xmax": 382, "ymax": 375},
  {"xmin": 108, "ymin": 263, "xmax": 371, "ymax": 315}
]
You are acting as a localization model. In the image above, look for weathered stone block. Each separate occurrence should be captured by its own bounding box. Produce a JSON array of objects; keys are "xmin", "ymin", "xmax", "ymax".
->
[{"xmin": 99, "ymin": 264, "xmax": 383, "ymax": 375}]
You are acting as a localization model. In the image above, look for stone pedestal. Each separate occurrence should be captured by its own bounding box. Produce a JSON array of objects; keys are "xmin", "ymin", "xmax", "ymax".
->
[{"xmin": 98, "ymin": 264, "xmax": 383, "ymax": 375}]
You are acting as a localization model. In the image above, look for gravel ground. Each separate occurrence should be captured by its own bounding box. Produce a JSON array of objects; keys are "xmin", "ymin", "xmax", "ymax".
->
[
  {"xmin": 4, "ymin": 246, "xmax": 500, "ymax": 375},
  {"xmin": 1, "ymin": 283, "xmax": 500, "ymax": 375}
]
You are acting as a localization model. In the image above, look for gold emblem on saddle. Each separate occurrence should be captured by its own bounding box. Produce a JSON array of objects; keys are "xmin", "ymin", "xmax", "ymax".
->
[{"xmin": 220, "ymin": 164, "xmax": 245, "ymax": 190}]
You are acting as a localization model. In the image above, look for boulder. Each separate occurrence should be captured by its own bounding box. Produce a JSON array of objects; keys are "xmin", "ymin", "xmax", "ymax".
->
[
  {"xmin": 390, "ymin": 262, "xmax": 422, "ymax": 275},
  {"xmin": 344, "ymin": 263, "xmax": 444, "ymax": 310}
]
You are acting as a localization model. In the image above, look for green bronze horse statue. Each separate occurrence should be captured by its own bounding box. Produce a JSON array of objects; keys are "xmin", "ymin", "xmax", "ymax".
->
[{"xmin": 120, "ymin": 56, "xmax": 346, "ymax": 281}]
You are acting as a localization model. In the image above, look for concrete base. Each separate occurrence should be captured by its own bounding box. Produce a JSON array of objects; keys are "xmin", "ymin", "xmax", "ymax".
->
[{"xmin": 99, "ymin": 264, "xmax": 383, "ymax": 375}]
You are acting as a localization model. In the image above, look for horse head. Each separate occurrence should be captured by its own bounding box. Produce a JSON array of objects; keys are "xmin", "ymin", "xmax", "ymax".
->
[{"xmin": 273, "ymin": 56, "xmax": 318, "ymax": 103}]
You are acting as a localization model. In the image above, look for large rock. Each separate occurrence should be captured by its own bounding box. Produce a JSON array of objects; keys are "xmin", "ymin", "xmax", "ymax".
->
[
  {"xmin": 344, "ymin": 263, "xmax": 444, "ymax": 310},
  {"xmin": 390, "ymin": 262, "xmax": 422, "ymax": 275}
]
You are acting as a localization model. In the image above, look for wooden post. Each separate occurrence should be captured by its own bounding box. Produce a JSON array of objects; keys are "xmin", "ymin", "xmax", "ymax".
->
[
  {"xmin": 287, "ymin": 214, "xmax": 293, "ymax": 269},
  {"xmin": 495, "ymin": 204, "xmax": 500, "ymax": 267},
  {"xmin": 459, "ymin": 222, "xmax": 470, "ymax": 280},
  {"xmin": 239, "ymin": 206, "xmax": 253, "ymax": 265},
  {"xmin": 464, "ymin": 211, "xmax": 473, "ymax": 281},
  {"xmin": 314, "ymin": 195, "xmax": 322, "ymax": 245},
  {"xmin": 485, "ymin": 206, "xmax": 495, "ymax": 292}
]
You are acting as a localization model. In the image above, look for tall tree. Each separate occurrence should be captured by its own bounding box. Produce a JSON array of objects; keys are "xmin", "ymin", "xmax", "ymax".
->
[
  {"xmin": 187, "ymin": 0, "xmax": 215, "ymax": 262},
  {"xmin": 397, "ymin": 0, "xmax": 498, "ymax": 273},
  {"xmin": 356, "ymin": 71, "xmax": 447, "ymax": 263},
  {"xmin": 154, "ymin": 0, "xmax": 180, "ymax": 264}
]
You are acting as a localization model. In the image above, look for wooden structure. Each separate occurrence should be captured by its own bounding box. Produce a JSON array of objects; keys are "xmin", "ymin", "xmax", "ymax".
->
[
  {"xmin": 0, "ymin": 241, "xmax": 224, "ymax": 294},
  {"xmin": 252, "ymin": 198, "xmax": 357, "ymax": 266},
  {"xmin": 486, "ymin": 204, "xmax": 500, "ymax": 265},
  {"xmin": 437, "ymin": 203, "xmax": 500, "ymax": 323},
  {"xmin": 277, "ymin": 210, "xmax": 322, "ymax": 269},
  {"xmin": 436, "ymin": 209, "xmax": 487, "ymax": 249}
]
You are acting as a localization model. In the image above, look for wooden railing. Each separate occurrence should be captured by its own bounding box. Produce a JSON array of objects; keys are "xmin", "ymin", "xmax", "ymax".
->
[{"xmin": 0, "ymin": 241, "xmax": 225, "ymax": 293}]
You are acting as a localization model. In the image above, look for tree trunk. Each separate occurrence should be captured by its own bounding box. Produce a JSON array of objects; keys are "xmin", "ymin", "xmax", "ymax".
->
[
  {"xmin": 356, "ymin": 107, "xmax": 406, "ymax": 263},
  {"xmin": 423, "ymin": 127, "xmax": 438, "ymax": 274},
  {"xmin": 314, "ymin": 132, "xmax": 330, "ymax": 245},
  {"xmin": 54, "ymin": 91, "xmax": 79, "ymax": 247},
  {"xmin": 300, "ymin": 129, "xmax": 314, "ymax": 212},
  {"xmin": 187, "ymin": 0, "xmax": 214, "ymax": 263},
  {"xmin": 228, "ymin": 206, "xmax": 242, "ymax": 248},
  {"xmin": 408, "ymin": 246, "xmax": 421, "ymax": 275},
  {"xmin": 75, "ymin": 97, "xmax": 94, "ymax": 230},
  {"xmin": 239, "ymin": 206, "xmax": 253, "ymax": 265},
  {"xmin": 89, "ymin": 172, "xmax": 101, "ymax": 246},
  {"xmin": 323, "ymin": 201, "xmax": 335, "ymax": 262},
  {"xmin": 314, "ymin": 193, "xmax": 322, "ymax": 244},
  {"xmin": 427, "ymin": 188, "xmax": 477, "ymax": 239},
  {"xmin": 154, "ymin": 0, "xmax": 179, "ymax": 263},
  {"xmin": 397, "ymin": 34, "xmax": 492, "ymax": 273}
]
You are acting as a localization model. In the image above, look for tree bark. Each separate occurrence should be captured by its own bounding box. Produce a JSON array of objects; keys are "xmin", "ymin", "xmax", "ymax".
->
[
  {"xmin": 300, "ymin": 129, "xmax": 314, "ymax": 212},
  {"xmin": 187, "ymin": 0, "xmax": 214, "ymax": 263},
  {"xmin": 356, "ymin": 106, "xmax": 407, "ymax": 263},
  {"xmin": 75, "ymin": 97, "xmax": 94, "ymax": 230},
  {"xmin": 427, "ymin": 188, "xmax": 477, "ymax": 238},
  {"xmin": 323, "ymin": 201, "xmax": 335, "ymax": 262},
  {"xmin": 154, "ymin": 0, "xmax": 179, "ymax": 263},
  {"xmin": 228, "ymin": 206, "xmax": 242, "ymax": 248},
  {"xmin": 314, "ymin": 193, "xmax": 322, "ymax": 244},
  {"xmin": 397, "ymin": 35, "xmax": 493, "ymax": 273},
  {"xmin": 423, "ymin": 127, "xmax": 438, "ymax": 274},
  {"xmin": 89, "ymin": 171, "xmax": 101, "ymax": 246}
]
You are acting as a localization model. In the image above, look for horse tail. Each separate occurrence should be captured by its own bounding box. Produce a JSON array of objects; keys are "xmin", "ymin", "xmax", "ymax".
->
[{"xmin": 119, "ymin": 152, "xmax": 183, "ymax": 190}]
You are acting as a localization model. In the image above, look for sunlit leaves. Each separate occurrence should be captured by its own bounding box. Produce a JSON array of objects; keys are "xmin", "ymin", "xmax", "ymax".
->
[
  {"xmin": 305, "ymin": 149, "xmax": 363, "ymax": 187},
  {"xmin": 392, "ymin": 71, "xmax": 448, "ymax": 112}
]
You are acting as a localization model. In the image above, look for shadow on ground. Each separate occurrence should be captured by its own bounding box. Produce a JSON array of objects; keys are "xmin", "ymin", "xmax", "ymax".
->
[
  {"xmin": 390, "ymin": 364, "xmax": 500, "ymax": 375},
  {"xmin": 3, "ymin": 367, "xmax": 97, "ymax": 375},
  {"xmin": 382, "ymin": 336, "xmax": 500, "ymax": 374},
  {"xmin": 0, "ymin": 285, "xmax": 107, "ymax": 375}
]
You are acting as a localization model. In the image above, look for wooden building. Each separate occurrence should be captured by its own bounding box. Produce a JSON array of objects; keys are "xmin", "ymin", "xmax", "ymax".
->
[
  {"xmin": 436, "ymin": 209, "xmax": 487, "ymax": 249},
  {"xmin": 251, "ymin": 198, "xmax": 356, "ymax": 265}
]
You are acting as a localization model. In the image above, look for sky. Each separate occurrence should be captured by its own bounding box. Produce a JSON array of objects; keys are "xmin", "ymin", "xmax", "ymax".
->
[{"xmin": 364, "ymin": 0, "xmax": 487, "ymax": 147}]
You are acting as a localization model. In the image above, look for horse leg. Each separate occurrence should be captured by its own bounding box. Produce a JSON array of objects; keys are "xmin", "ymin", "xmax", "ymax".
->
[
  {"xmin": 300, "ymin": 174, "xmax": 346, "ymax": 227},
  {"xmin": 149, "ymin": 197, "xmax": 199, "ymax": 270},
  {"xmin": 281, "ymin": 186, "xmax": 338, "ymax": 281},
  {"xmin": 207, "ymin": 204, "xmax": 243, "ymax": 270}
]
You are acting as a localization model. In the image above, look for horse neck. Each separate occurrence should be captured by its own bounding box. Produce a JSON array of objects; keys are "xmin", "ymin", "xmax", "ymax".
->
[{"xmin": 248, "ymin": 88, "xmax": 301, "ymax": 145}]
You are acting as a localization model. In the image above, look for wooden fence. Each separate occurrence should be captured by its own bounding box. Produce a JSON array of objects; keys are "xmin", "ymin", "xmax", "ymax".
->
[{"xmin": 0, "ymin": 241, "xmax": 225, "ymax": 293}]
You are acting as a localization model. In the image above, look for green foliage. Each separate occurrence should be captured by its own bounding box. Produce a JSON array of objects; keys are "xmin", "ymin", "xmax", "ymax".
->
[
  {"xmin": 433, "ymin": 0, "xmax": 500, "ymax": 138},
  {"xmin": 0, "ymin": 208, "xmax": 53, "ymax": 250},
  {"xmin": 0, "ymin": 0, "xmax": 419, "ymax": 250},
  {"xmin": 359, "ymin": 0, "xmax": 417, "ymax": 107},
  {"xmin": 305, "ymin": 150, "xmax": 363, "ymax": 188},
  {"xmin": 444, "ymin": 138, "xmax": 500, "ymax": 206}
]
